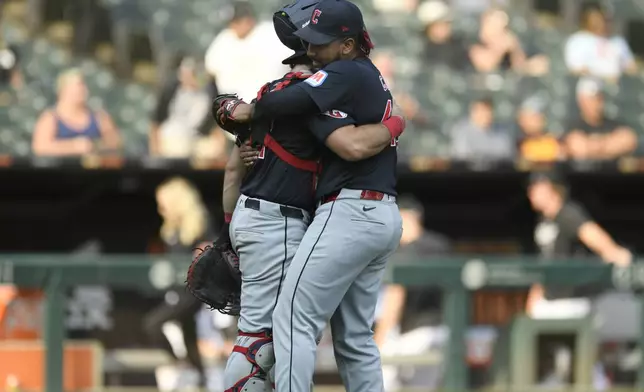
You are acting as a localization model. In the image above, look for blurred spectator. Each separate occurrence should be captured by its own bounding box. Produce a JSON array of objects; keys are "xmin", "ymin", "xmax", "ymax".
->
[
  {"xmin": 417, "ymin": 1, "xmax": 470, "ymax": 71},
  {"xmin": 564, "ymin": 78, "xmax": 637, "ymax": 160},
  {"xmin": 204, "ymin": 1, "xmax": 291, "ymax": 102},
  {"xmin": 564, "ymin": 3, "xmax": 636, "ymax": 81},
  {"xmin": 468, "ymin": 9, "xmax": 525, "ymax": 73},
  {"xmin": 372, "ymin": 52, "xmax": 428, "ymax": 125},
  {"xmin": 32, "ymin": 68, "xmax": 121, "ymax": 156},
  {"xmin": 195, "ymin": 310, "xmax": 236, "ymax": 391},
  {"xmin": 526, "ymin": 173, "xmax": 630, "ymax": 390},
  {"xmin": 450, "ymin": 97, "xmax": 514, "ymax": 160},
  {"xmin": 517, "ymin": 96, "xmax": 562, "ymax": 162},
  {"xmin": 144, "ymin": 177, "xmax": 216, "ymax": 390},
  {"xmin": 526, "ymin": 171, "xmax": 631, "ymax": 317},
  {"xmin": 374, "ymin": 195, "xmax": 451, "ymax": 391},
  {"xmin": 373, "ymin": 0, "xmax": 417, "ymax": 13},
  {"xmin": 149, "ymin": 56, "xmax": 227, "ymax": 159},
  {"xmin": 468, "ymin": 9, "xmax": 548, "ymax": 75},
  {"xmin": 451, "ymin": 0, "xmax": 508, "ymax": 15},
  {"xmin": 0, "ymin": 33, "xmax": 22, "ymax": 90}
]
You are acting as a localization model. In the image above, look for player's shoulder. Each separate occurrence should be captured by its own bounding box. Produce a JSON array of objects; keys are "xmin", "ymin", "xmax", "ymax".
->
[
  {"xmin": 268, "ymin": 72, "xmax": 308, "ymax": 90},
  {"xmin": 323, "ymin": 59, "xmax": 362, "ymax": 74},
  {"xmin": 560, "ymin": 200, "xmax": 591, "ymax": 220},
  {"xmin": 300, "ymin": 60, "xmax": 363, "ymax": 88}
]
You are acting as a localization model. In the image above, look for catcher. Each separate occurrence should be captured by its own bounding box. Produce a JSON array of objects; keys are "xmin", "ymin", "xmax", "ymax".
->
[{"xmin": 187, "ymin": 1, "xmax": 406, "ymax": 391}]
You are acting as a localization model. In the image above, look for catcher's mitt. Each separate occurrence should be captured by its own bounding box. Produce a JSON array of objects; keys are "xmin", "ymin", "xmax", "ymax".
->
[
  {"xmin": 186, "ymin": 242, "xmax": 241, "ymax": 315},
  {"xmin": 212, "ymin": 94, "xmax": 251, "ymax": 144}
]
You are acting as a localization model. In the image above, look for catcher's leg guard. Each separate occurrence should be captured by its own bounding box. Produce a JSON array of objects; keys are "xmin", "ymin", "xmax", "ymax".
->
[{"xmin": 224, "ymin": 331, "xmax": 275, "ymax": 392}]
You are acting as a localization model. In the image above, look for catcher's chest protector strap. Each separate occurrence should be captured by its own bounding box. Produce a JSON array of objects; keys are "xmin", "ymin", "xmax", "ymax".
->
[{"xmin": 254, "ymin": 72, "xmax": 320, "ymax": 174}]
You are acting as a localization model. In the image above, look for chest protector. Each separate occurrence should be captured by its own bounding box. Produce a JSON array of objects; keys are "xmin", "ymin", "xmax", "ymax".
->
[{"xmin": 250, "ymin": 72, "xmax": 319, "ymax": 173}]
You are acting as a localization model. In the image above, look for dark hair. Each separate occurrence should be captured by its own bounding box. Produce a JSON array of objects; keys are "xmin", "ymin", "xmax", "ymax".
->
[
  {"xmin": 528, "ymin": 171, "xmax": 569, "ymax": 199},
  {"xmin": 358, "ymin": 29, "xmax": 374, "ymax": 56},
  {"xmin": 473, "ymin": 97, "xmax": 494, "ymax": 108},
  {"xmin": 230, "ymin": 1, "xmax": 255, "ymax": 23},
  {"xmin": 344, "ymin": 30, "xmax": 375, "ymax": 58},
  {"xmin": 579, "ymin": 2, "xmax": 605, "ymax": 29}
]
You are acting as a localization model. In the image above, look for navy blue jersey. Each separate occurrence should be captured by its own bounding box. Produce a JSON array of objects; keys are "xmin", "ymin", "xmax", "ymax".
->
[
  {"xmin": 298, "ymin": 58, "xmax": 398, "ymax": 199},
  {"xmin": 240, "ymin": 76, "xmax": 320, "ymax": 211}
]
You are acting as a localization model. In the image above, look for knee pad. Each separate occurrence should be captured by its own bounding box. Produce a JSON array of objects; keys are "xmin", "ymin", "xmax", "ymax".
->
[{"xmin": 225, "ymin": 331, "xmax": 275, "ymax": 392}]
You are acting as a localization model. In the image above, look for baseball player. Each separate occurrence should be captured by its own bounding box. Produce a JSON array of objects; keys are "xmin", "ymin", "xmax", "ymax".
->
[
  {"xmin": 214, "ymin": 2, "xmax": 407, "ymax": 391},
  {"xmin": 216, "ymin": 1, "xmax": 404, "ymax": 391}
]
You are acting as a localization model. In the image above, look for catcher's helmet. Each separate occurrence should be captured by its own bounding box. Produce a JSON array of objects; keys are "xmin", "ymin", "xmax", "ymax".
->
[{"xmin": 274, "ymin": 0, "xmax": 320, "ymax": 64}]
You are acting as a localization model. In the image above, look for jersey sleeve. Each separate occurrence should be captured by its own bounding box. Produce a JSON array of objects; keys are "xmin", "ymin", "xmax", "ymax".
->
[
  {"xmin": 296, "ymin": 61, "xmax": 359, "ymax": 113},
  {"xmin": 557, "ymin": 202, "xmax": 592, "ymax": 234},
  {"xmin": 308, "ymin": 110, "xmax": 357, "ymax": 143}
]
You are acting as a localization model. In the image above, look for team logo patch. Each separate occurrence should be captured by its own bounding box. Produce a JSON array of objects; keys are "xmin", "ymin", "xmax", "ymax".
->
[
  {"xmin": 304, "ymin": 70, "xmax": 328, "ymax": 87},
  {"xmin": 323, "ymin": 110, "xmax": 348, "ymax": 119}
]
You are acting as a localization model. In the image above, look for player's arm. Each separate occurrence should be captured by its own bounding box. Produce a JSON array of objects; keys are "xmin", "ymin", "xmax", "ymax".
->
[
  {"xmin": 309, "ymin": 111, "xmax": 405, "ymax": 161},
  {"xmin": 578, "ymin": 222, "xmax": 631, "ymax": 266},
  {"xmin": 229, "ymin": 62, "xmax": 356, "ymax": 122},
  {"xmin": 562, "ymin": 203, "xmax": 632, "ymax": 266},
  {"xmin": 222, "ymin": 144, "xmax": 245, "ymax": 219},
  {"xmin": 327, "ymin": 118, "xmax": 404, "ymax": 161}
]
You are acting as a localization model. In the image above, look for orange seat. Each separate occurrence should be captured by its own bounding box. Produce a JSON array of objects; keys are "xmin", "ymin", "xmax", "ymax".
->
[
  {"xmin": 0, "ymin": 340, "xmax": 103, "ymax": 391},
  {"xmin": 0, "ymin": 286, "xmax": 44, "ymax": 340}
]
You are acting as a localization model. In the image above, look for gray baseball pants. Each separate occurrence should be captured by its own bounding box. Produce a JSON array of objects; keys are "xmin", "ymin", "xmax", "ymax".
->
[
  {"xmin": 226, "ymin": 194, "xmax": 311, "ymax": 391},
  {"xmin": 272, "ymin": 188, "xmax": 403, "ymax": 392}
]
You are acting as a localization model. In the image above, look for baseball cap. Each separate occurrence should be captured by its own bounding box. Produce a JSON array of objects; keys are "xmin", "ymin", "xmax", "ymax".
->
[
  {"xmin": 281, "ymin": 50, "xmax": 309, "ymax": 65},
  {"xmin": 528, "ymin": 170, "xmax": 567, "ymax": 188},
  {"xmin": 417, "ymin": 1, "xmax": 452, "ymax": 25},
  {"xmin": 576, "ymin": 77, "xmax": 604, "ymax": 97},
  {"xmin": 294, "ymin": 0, "xmax": 366, "ymax": 46}
]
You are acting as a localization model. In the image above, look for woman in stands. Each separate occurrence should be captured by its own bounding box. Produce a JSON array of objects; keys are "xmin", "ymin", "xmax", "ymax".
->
[
  {"xmin": 31, "ymin": 68, "xmax": 121, "ymax": 156},
  {"xmin": 565, "ymin": 3, "xmax": 637, "ymax": 80},
  {"xmin": 145, "ymin": 177, "xmax": 225, "ymax": 390}
]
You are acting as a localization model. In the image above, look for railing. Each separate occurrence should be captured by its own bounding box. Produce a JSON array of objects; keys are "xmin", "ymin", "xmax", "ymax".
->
[{"xmin": 2, "ymin": 255, "xmax": 644, "ymax": 391}]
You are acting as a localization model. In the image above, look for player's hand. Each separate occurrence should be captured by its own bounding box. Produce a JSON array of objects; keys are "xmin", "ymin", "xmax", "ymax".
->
[
  {"xmin": 609, "ymin": 248, "xmax": 632, "ymax": 267},
  {"xmin": 216, "ymin": 102, "xmax": 253, "ymax": 123},
  {"xmin": 239, "ymin": 142, "xmax": 260, "ymax": 167}
]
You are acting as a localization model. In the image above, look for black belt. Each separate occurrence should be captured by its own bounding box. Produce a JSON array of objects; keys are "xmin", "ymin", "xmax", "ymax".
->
[{"xmin": 244, "ymin": 198, "xmax": 304, "ymax": 220}]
